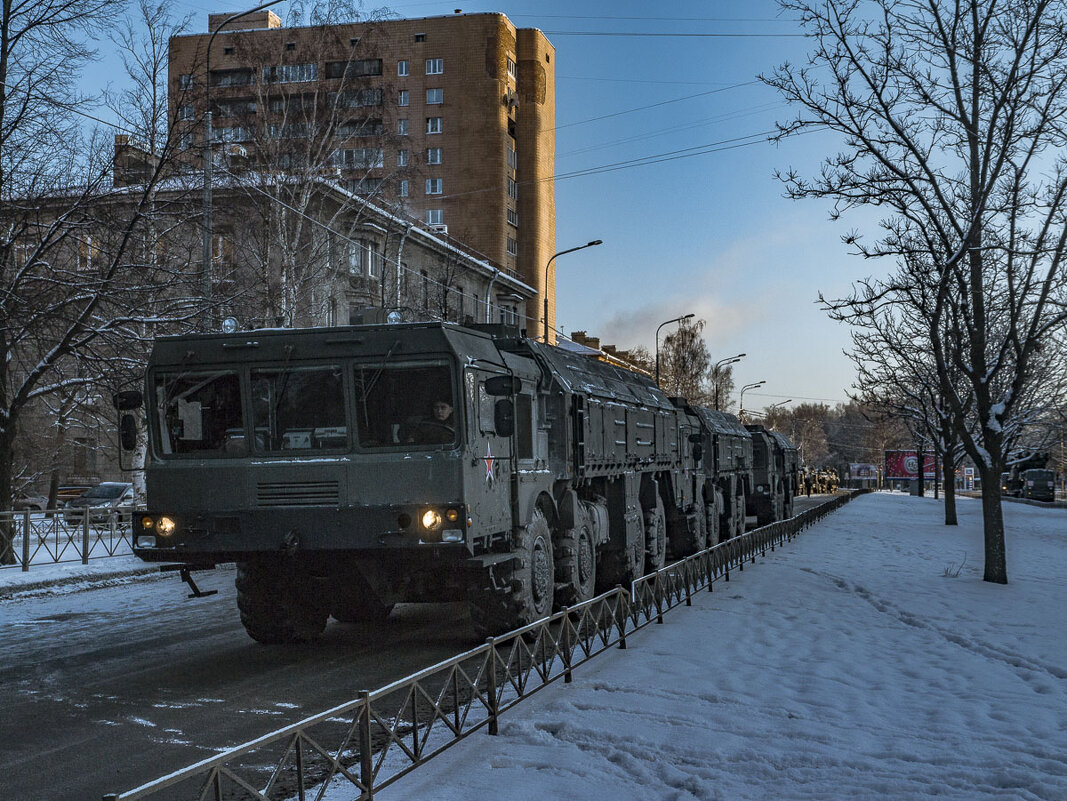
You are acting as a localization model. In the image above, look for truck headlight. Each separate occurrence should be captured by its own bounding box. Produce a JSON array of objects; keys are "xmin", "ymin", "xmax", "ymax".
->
[
  {"xmin": 157, "ymin": 517, "xmax": 176, "ymax": 536},
  {"xmin": 422, "ymin": 509, "xmax": 442, "ymax": 530}
]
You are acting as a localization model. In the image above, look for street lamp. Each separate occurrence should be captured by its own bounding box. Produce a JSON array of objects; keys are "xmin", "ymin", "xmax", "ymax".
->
[
  {"xmin": 543, "ymin": 239, "xmax": 602, "ymax": 343},
  {"xmin": 202, "ymin": 0, "xmax": 286, "ymax": 325},
  {"xmin": 713, "ymin": 353, "xmax": 745, "ymax": 410},
  {"xmin": 738, "ymin": 380, "xmax": 765, "ymax": 422},
  {"xmin": 654, "ymin": 313, "xmax": 695, "ymax": 389},
  {"xmin": 769, "ymin": 399, "xmax": 792, "ymax": 411}
]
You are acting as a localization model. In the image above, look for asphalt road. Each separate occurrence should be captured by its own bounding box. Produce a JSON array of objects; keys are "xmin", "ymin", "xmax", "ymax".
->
[
  {"xmin": 0, "ymin": 493, "xmax": 839, "ymax": 801},
  {"xmin": 0, "ymin": 568, "xmax": 479, "ymax": 801}
]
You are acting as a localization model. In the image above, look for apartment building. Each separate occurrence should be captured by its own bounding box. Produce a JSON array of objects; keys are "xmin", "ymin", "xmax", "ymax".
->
[{"xmin": 169, "ymin": 10, "xmax": 556, "ymax": 335}]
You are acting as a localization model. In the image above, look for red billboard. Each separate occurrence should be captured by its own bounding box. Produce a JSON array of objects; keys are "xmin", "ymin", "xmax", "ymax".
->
[{"xmin": 884, "ymin": 450, "xmax": 937, "ymax": 480}]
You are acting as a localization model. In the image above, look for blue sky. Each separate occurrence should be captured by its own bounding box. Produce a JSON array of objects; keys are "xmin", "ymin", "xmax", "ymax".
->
[{"xmin": 92, "ymin": 0, "xmax": 879, "ymax": 410}]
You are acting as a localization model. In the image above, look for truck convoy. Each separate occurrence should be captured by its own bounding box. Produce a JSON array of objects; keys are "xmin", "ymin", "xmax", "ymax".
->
[{"xmin": 118, "ymin": 321, "xmax": 799, "ymax": 643}]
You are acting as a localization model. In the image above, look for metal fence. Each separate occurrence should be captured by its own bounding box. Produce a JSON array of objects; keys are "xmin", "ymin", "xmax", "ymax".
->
[
  {"xmin": 0, "ymin": 509, "xmax": 134, "ymax": 570},
  {"xmin": 103, "ymin": 490, "xmax": 865, "ymax": 801}
]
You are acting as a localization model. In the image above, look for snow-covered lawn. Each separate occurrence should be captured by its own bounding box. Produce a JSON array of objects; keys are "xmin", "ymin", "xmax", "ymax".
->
[{"xmin": 378, "ymin": 492, "xmax": 1067, "ymax": 801}]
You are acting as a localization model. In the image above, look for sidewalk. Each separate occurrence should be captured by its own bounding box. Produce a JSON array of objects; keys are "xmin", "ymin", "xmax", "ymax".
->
[{"xmin": 0, "ymin": 554, "xmax": 161, "ymax": 600}]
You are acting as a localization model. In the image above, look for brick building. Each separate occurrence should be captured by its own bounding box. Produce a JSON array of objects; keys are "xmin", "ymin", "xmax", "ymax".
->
[{"xmin": 168, "ymin": 10, "xmax": 556, "ymax": 336}]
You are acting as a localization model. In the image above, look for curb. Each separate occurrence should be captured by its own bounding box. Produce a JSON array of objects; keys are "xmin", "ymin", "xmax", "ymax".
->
[{"xmin": 0, "ymin": 564, "xmax": 166, "ymax": 601}]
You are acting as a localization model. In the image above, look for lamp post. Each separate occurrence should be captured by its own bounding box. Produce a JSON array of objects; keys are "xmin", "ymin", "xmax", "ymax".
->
[
  {"xmin": 202, "ymin": 0, "xmax": 286, "ymax": 325},
  {"xmin": 712, "ymin": 353, "xmax": 745, "ymax": 410},
  {"xmin": 738, "ymin": 380, "xmax": 765, "ymax": 422},
  {"xmin": 654, "ymin": 313, "xmax": 695, "ymax": 389},
  {"xmin": 542, "ymin": 239, "xmax": 602, "ymax": 343},
  {"xmin": 769, "ymin": 398, "xmax": 792, "ymax": 411}
]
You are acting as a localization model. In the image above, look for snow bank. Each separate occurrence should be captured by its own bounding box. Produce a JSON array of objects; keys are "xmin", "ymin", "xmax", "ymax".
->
[{"xmin": 378, "ymin": 492, "xmax": 1067, "ymax": 801}]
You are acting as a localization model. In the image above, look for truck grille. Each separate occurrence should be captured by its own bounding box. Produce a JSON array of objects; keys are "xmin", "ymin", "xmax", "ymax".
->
[{"xmin": 256, "ymin": 480, "xmax": 340, "ymax": 508}]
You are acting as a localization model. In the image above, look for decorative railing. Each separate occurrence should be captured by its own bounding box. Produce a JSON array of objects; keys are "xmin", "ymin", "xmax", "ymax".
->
[
  {"xmin": 0, "ymin": 509, "xmax": 133, "ymax": 570},
  {"xmin": 102, "ymin": 490, "xmax": 866, "ymax": 801}
]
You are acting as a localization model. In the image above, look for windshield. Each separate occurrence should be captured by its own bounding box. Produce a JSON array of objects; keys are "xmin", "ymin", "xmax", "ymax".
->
[
  {"xmin": 155, "ymin": 370, "xmax": 244, "ymax": 456},
  {"xmin": 353, "ymin": 362, "xmax": 456, "ymax": 449},
  {"xmin": 1028, "ymin": 470, "xmax": 1054, "ymax": 481},
  {"xmin": 251, "ymin": 366, "xmax": 346, "ymax": 452}
]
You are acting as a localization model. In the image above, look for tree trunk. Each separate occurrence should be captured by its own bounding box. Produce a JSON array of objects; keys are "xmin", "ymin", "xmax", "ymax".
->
[
  {"xmin": 942, "ymin": 448, "xmax": 958, "ymax": 526},
  {"xmin": 978, "ymin": 465, "xmax": 1007, "ymax": 584},
  {"xmin": 0, "ymin": 427, "xmax": 15, "ymax": 565}
]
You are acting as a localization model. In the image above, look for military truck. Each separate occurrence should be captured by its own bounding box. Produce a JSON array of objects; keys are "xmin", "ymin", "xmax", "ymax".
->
[
  {"xmin": 686, "ymin": 406, "xmax": 753, "ymax": 543},
  {"xmin": 119, "ymin": 321, "xmax": 710, "ymax": 643},
  {"xmin": 744, "ymin": 425, "xmax": 799, "ymax": 526}
]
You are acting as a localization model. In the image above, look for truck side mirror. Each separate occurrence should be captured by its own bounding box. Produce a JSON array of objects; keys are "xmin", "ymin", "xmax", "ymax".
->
[
  {"xmin": 485, "ymin": 375, "xmax": 521, "ymax": 396},
  {"xmin": 114, "ymin": 390, "xmax": 143, "ymax": 411},
  {"xmin": 120, "ymin": 414, "xmax": 138, "ymax": 451},
  {"xmin": 494, "ymin": 398, "xmax": 515, "ymax": 437}
]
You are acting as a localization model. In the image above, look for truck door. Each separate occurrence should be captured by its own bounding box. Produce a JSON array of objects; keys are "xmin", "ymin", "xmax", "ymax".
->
[{"xmin": 465, "ymin": 370, "xmax": 513, "ymax": 539}]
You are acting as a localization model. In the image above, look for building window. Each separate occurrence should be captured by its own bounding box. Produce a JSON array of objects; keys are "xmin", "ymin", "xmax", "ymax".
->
[
  {"xmin": 425, "ymin": 178, "xmax": 442, "ymax": 195},
  {"xmin": 507, "ymin": 207, "xmax": 519, "ymax": 227},
  {"xmin": 178, "ymin": 105, "xmax": 195, "ymax": 120},
  {"xmin": 263, "ymin": 63, "xmax": 318, "ymax": 83},
  {"xmin": 506, "ymin": 57, "xmax": 517, "ymax": 80},
  {"xmin": 286, "ymin": 42, "xmax": 296, "ymax": 51},
  {"xmin": 397, "ymin": 119, "xmax": 409, "ymax": 135},
  {"xmin": 223, "ymin": 46, "xmax": 234, "ymax": 56},
  {"xmin": 399, "ymin": 179, "xmax": 409, "ymax": 197},
  {"xmin": 398, "ymin": 60, "xmax": 409, "ymax": 76},
  {"xmin": 426, "ymin": 117, "xmax": 442, "ymax": 134},
  {"xmin": 398, "ymin": 89, "xmax": 409, "ymax": 106},
  {"xmin": 368, "ymin": 245, "xmax": 384, "ymax": 279},
  {"xmin": 347, "ymin": 240, "xmax": 362, "ymax": 274},
  {"xmin": 427, "ymin": 147, "xmax": 442, "ymax": 165},
  {"xmin": 507, "ymin": 177, "xmax": 518, "ymax": 200},
  {"xmin": 507, "ymin": 145, "xmax": 517, "ymax": 169},
  {"xmin": 507, "ymin": 237, "xmax": 518, "ymax": 256},
  {"xmin": 425, "ymin": 58, "xmax": 443, "ymax": 75},
  {"xmin": 328, "ymin": 88, "xmax": 382, "ymax": 108},
  {"xmin": 398, "ymin": 149, "xmax": 409, "ymax": 166},
  {"xmin": 350, "ymin": 37, "xmax": 360, "ymax": 47},
  {"xmin": 426, "ymin": 209, "xmax": 443, "ymax": 225},
  {"xmin": 179, "ymin": 74, "xmax": 193, "ymax": 90},
  {"xmin": 334, "ymin": 147, "xmax": 384, "ymax": 168},
  {"xmin": 327, "ymin": 297, "xmax": 337, "ymax": 327},
  {"xmin": 415, "ymin": 33, "xmax": 426, "ymax": 43},
  {"xmin": 426, "ymin": 88, "xmax": 443, "ymax": 104},
  {"xmin": 325, "ymin": 59, "xmax": 382, "ymax": 79},
  {"xmin": 338, "ymin": 118, "xmax": 383, "ymax": 137}
]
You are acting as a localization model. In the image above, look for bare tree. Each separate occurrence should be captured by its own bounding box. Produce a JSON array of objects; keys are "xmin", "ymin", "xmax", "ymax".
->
[
  {"xmin": 764, "ymin": 0, "xmax": 1067, "ymax": 583},
  {"xmin": 658, "ymin": 318, "xmax": 711, "ymax": 402},
  {"xmin": 0, "ymin": 0, "xmax": 196, "ymax": 560}
]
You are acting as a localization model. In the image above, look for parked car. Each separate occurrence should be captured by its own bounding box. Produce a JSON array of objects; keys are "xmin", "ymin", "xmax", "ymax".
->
[
  {"xmin": 56, "ymin": 484, "xmax": 93, "ymax": 503},
  {"xmin": 63, "ymin": 482, "xmax": 134, "ymax": 525},
  {"xmin": 13, "ymin": 493, "xmax": 48, "ymax": 512}
]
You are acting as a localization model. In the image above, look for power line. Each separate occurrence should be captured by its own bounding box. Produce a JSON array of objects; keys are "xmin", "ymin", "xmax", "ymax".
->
[{"xmin": 555, "ymin": 81, "xmax": 760, "ymax": 130}]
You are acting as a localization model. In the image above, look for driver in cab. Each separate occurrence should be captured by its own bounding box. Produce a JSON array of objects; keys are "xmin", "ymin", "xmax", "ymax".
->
[{"xmin": 405, "ymin": 400, "xmax": 455, "ymax": 444}]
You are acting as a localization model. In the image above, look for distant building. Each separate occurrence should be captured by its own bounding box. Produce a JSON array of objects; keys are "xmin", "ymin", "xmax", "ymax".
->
[{"xmin": 168, "ymin": 10, "xmax": 556, "ymax": 336}]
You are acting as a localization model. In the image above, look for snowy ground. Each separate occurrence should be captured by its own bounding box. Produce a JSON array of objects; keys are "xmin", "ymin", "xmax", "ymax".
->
[
  {"xmin": 2, "ymin": 492, "xmax": 1064, "ymax": 800},
  {"xmin": 375, "ymin": 492, "xmax": 1067, "ymax": 801}
]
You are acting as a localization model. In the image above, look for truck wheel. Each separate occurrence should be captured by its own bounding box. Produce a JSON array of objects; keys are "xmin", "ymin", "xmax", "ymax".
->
[
  {"xmin": 644, "ymin": 497, "xmax": 667, "ymax": 574},
  {"xmin": 469, "ymin": 508, "xmax": 554, "ymax": 638},
  {"xmin": 671, "ymin": 502, "xmax": 707, "ymax": 557},
  {"xmin": 554, "ymin": 504, "xmax": 597, "ymax": 609},
  {"xmin": 331, "ymin": 571, "xmax": 395, "ymax": 623},
  {"xmin": 236, "ymin": 560, "xmax": 329, "ymax": 644}
]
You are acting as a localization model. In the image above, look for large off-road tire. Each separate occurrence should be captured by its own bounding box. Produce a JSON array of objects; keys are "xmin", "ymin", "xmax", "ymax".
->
[
  {"xmin": 670, "ymin": 502, "xmax": 707, "ymax": 558},
  {"xmin": 644, "ymin": 497, "xmax": 667, "ymax": 574},
  {"xmin": 330, "ymin": 571, "xmax": 395, "ymax": 623},
  {"xmin": 595, "ymin": 539, "xmax": 643, "ymax": 594},
  {"xmin": 236, "ymin": 560, "xmax": 330, "ymax": 644},
  {"xmin": 469, "ymin": 508, "xmax": 555, "ymax": 639},
  {"xmin": 554, "ymin": 504, "xmax": 597, "ymax": 609}
]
